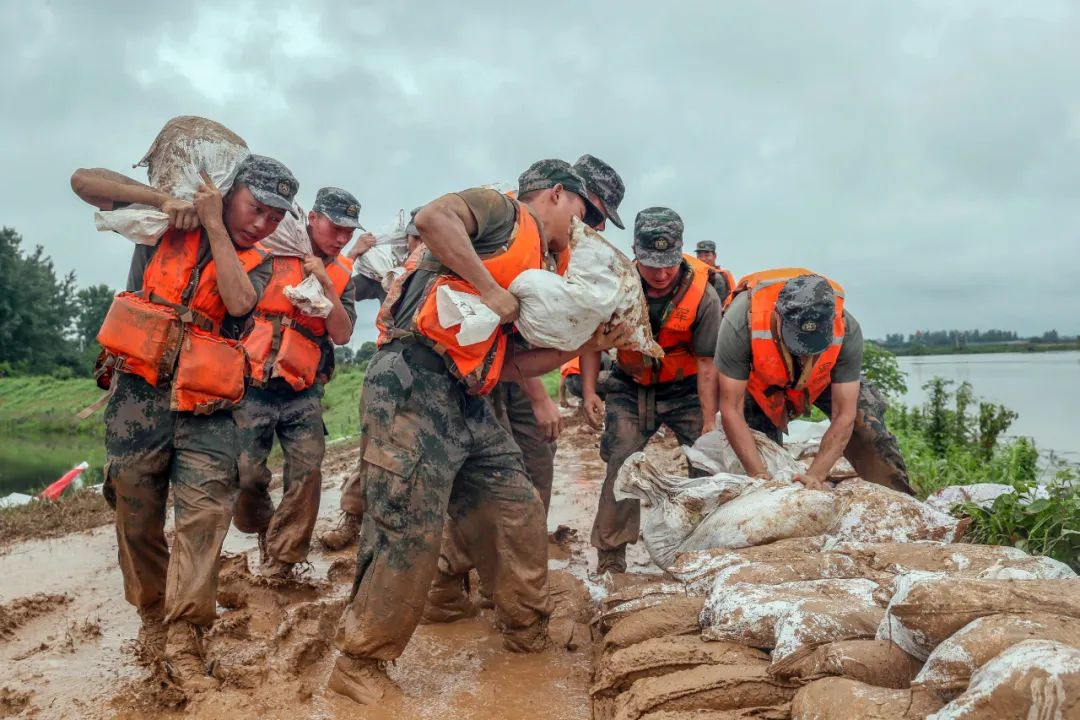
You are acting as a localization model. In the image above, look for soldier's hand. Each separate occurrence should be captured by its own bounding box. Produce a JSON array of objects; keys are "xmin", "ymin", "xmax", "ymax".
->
[
  {"xmin": 481, "ymin": 286, "xmax": 519, "ymax": 325},
  {"xmin": 702, "ymin": 416, "xmax": 716, "ymax": 434},
  {"xmin": 160, "ymin": 196, "xmax": 200, "ymax": 231},
  {"xmin": 531, "ymin": 394, "xmax": 563, "ymax": 442},
  {"xmin": 793, "ymin": 472, "xmax": 829, "ymax": 491},
  {"xmin": 193, "ymin": 170, "xmax": 224, "ymax": 227},
  {"xmin": 347, "ymin": 232, "xmax": 377, "ymax": 260},
  {"xmin": 585, "ymin": 321, "xmax": 634, "ymax": 353},
  {"xmin": 583, "ymin": 392, "xmax": 605, "ymax": 430},
  {"xmin": 302, "ymin": 255, "xmax": 333, "ymax": 291}
]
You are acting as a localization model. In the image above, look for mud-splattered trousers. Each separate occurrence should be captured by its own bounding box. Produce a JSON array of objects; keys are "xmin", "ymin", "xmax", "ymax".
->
[
  {"xmin": 232, "ymin": 382, "xmax": 326, "ymax": 563},
  {"xmin": 492, "ymin": 381, "xmax": 556, "ymax": 510},
  {"xmin": 103, "ymin": 372, "xmax": 239, "ymax": 627},
  {"xmin": 744, "ymin": 379, "xmax": 914, "ymax": 495},
  {"xmin": 333, "ymin": 345, "xmax": 552, "ymax": 661},
  {"xmin": 592, "ymin": 371, "xmax": 706, "ymax": 552}
]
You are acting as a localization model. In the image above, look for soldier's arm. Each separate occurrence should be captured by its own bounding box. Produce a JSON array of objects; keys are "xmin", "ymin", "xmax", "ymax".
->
[
  {"xmin": 696, "ymin": 357, "xmax": 719, "ymax": 433},
  {"xmin": 579, "ymin": 351, "xmax": 605, "ymax": 427},
  {"xmin": 717, "ymin": 372, "xmax": 769, "ymax": 478},
  {"xmin": 504, "ymin": 324, "xmax": 632, "ymax": 383},
  {"xmin": 798, "ymin": 379, "xmax": 858, "ymax": 488},
  {"xmin": 413, "ymin": 195, "xmax": 517, "ymax": 323},
  {"xmin": 70, "ymin": 168, "xmax": 199, "ymax": 230}
]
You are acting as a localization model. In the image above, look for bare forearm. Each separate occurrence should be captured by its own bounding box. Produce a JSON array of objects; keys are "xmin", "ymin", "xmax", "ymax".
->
[
  {"xmin": 206, "ymin": 225, "xmax": 256, "ymax": 316},
  {"xmin": 323, "ymin": 295, "xmax": 353, "ymax": 345},
  {"xmin": 518, "ymin": 375, "xmax": 549, "ymax": 401},
  {"xmin": 808, "ymin": 414, "xmax": 854, "ymax": 479},
  {"xmin": 580, "ymin": 351, "xmax": 601, "ymax": 396},
  {"xmin": 696, "ymin": 361, "xmax": 719, "ymax": 427},
  {"xmin": 503, "ymin": 347, "xmax": 581, "ymax": 383},
  {"xmin": 70, "ymin": 168, "xmax": 167, "ymax": 210}
]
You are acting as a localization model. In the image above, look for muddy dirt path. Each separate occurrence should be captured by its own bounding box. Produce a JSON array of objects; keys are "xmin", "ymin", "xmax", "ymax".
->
[{"xmin": 0, "ymin": 415, "xmax": 680, "ymax": 720}]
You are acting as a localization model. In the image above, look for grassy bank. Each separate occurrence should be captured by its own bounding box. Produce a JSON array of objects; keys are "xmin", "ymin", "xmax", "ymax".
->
[{"xmin": 0, "ymin": 375, "xmax": 106, "ymax": 437}]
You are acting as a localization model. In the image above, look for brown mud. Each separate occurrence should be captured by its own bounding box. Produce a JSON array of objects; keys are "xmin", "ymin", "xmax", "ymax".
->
[{"xmin": 0, "ymin": 412, "xmax": 680, "ymax": 719}]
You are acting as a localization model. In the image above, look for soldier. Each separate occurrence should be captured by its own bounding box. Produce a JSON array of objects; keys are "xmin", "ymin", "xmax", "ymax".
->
[
  {"xmin": 69, "ymin": 155, "xmax": 297, "ymax": 690},
  {"xmin": 327, "ymin": 159, "xmax": 630, "ymax": 705},
  {"xmin": 694, "ymin": 240, "xmax": 735, "ymax": 305},
  {"xmin": 581, "ymin": 208, "xmax": 723, "ymax": 574},
  {"xmin": 231, "ymin": 188, "xmax": 361, "ymax": 578},
  {"xmin": 715, "ymin": 269, "xmax": 913, "ymax": 494}
]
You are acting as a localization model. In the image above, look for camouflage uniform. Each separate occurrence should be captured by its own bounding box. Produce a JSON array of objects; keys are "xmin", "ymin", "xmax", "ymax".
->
[
  {"xmin": 491, "ymin": 381, "xmax": 556, "ymax": 509},
  {"xmin": 334, "ymin": 345, "xmax": 551, "ymax": 660},
  {"xmin": 232, "ymin": 187, "xmax": 361, "ymax": 568}
]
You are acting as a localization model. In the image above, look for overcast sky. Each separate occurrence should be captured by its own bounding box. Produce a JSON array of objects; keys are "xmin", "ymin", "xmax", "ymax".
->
[{"xmin": 3, "ymin": 1, "xmax": 1079, "ymax": 344}]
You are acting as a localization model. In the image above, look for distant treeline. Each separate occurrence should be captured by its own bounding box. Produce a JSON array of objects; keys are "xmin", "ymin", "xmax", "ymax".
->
[{"xmin": 878, "ymin": 328, "xmax": 1079, "ymax": 355}]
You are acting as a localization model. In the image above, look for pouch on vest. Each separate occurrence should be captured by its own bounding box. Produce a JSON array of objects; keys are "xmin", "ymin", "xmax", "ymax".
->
[
  {"xmin": 171, "ymin": 326, "xmax": 246, "ymax": 414},
  {"xmin": 275, "ymin": 325, "xmax": 321, "ymax": 391},
  {"xmin": 96, "ymin": 292, "xmax": 183, "ymax": 387}
]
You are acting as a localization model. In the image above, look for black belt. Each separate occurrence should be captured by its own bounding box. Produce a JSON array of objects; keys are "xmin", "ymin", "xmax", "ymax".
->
[{"xmin": 381, "ymin": 338, "xmax": 448, "ymax": 374}]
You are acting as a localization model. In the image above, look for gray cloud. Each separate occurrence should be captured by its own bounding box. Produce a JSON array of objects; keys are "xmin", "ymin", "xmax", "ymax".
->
[{"xmin": 2, "ymin": 0, "xmax": 1078, "ymax": 343}]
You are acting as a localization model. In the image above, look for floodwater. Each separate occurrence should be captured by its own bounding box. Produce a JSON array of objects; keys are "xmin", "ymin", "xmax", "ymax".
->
[
  {"xmin": 897, "ymin": 350, "xmax": 1080, "ymax": 462},
  {"xmin": 0, "ymin": 433, "xmax": 104, "ymax": 496}
]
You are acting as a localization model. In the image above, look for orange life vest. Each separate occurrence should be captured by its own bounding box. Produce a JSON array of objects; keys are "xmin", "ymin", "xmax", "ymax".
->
[
  {"xmin": 243, "ymin": 254, "xmax": 354, "ymax": 391},
  {"xmin": 96, "ymin": 228, "xmax": 268, "ymax": 414},
  {"xmin": 709, "ymin": 265, "xmax": 736, "ymax": 305},
  {"xmin": 378, "ymin": 201, "xmax": 545, "ymax": 396},
  {"xmin": 734, "ymin": 268, "xmax": 846, "ymax": 431},
  {"xmin": 616, "ymin": 255, "xmax": 710, "ymax": 386},
  {"xmin": 560, "ymin": 357, "xmax": 581, "ymax": 378}
]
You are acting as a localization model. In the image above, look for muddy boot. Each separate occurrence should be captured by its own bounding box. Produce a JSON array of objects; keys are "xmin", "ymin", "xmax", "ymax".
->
[
  {"xmin": 596, "ymin": 546, "xmax": 627, "ymax": 575},
  {"xmin": 164, "ymin": 621, "xmax": 219, "ymax": 692},
  {"xmin": 327, "ymin": 654, "xmax": 398, "ymax": 705},
  {"xmin": 318, "ymin": 513, "xmax": 360, "ymax": 551},
  {"xmin": 502, "ymin": 618, "xmax": 551, "ymax": 653},
  {"xmin": 136, "ymin": 607, "xmax": 167, "ymax": 662},
  {"xmin": 421, "ymin": 568, "xmax": 476, "ymax": 624},
  {"xmin": 257, "ymin": 532, "xmax": 270, "ymax": 565}
]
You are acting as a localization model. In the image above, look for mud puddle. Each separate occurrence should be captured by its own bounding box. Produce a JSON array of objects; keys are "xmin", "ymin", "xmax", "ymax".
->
[{"xmin": 1, "ymin": 412, "xmax": 679, "ymax": 719}]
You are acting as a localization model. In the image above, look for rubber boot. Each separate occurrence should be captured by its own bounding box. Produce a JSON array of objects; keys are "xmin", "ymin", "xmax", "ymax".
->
[
  {"xmin": 596, "ymin": 546, "xmax": 627, "ymax": 575},
  {"xmin": 501, "ymin": 617, "xmax": 551, "ymax": 654},
  {"xmin": 318, "ymin": 513, "xmax": 360, "ymax": 551},
  {"xmin": 326, "ymin": 654, "xmax": 398, "ymax": 705},
  {"xmin": 136, "ymin": 605, "xmax": 167, "ymax": 663},
  {"xmin": 164, "ymin": 621, "xmax": 219, "ymax": 692},
  {"xmin": 421, "ymin": 566, "xmax": 476, "ymax": 624}
]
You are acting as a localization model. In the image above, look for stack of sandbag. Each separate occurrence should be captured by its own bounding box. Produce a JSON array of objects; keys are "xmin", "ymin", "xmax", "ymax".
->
[
  {"xmin": 434, "ymin": 217, "xmax": 662, "ymax": 357},
  {"xmin": 924, "ymin": 482, "xmax": 1050, "ymax": 513},
  {"xmin": 617, "ymin": 451, "xmax": 963, "ymax": 571},
  {"xmin": 684, "ymin": 424, "xmax": 855, "ymax": 480},
  {"xmin": 94, "ymin": 116, "xmax": 252, "ymax": 245}
]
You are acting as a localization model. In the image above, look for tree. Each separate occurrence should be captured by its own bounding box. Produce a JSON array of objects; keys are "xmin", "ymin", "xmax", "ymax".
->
[
  {"xmin": 0, "ymin": 227, "xmax": 79, "ymax": 374},
  {"xmin": 74, "ymin": 284, "xmax": 115, "ymax": 350},
  {"xmin": 861, "ymin": 341, "xmax": 907, "ymax": 398}
]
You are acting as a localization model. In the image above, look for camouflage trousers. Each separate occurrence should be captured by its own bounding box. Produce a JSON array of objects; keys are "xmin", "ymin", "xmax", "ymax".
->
[
  {"xmin": 103, "ymin": 372, "xmax": 239, "ymax": 627},
  {"xmin": 491, "ymin": 380, "xmax": 556, "ymax": 509},
  {"xmin": 593, "ymin": 373, "xmax": 706, "ymax": 552},
  {"xmin": 232, "ymin": 383, "xmax": 325, "ymax": 564},
  {"xmin": 333, "ymin": 347, "xmax": 551, "ymax": 661},
  {"xmin": 745, "ymin": 381, "xmax": 914, "ymax": 495}
]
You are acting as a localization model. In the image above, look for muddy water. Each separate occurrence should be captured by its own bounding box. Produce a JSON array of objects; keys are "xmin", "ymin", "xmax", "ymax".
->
[{"xmin": 0, "ymin": 412, "xmax": 680, "ymax": 720}]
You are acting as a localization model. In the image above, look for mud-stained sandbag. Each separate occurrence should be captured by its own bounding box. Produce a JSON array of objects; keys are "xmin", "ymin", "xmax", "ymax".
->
[
  {"xmin": 615, "ymin": 453, "xmax": 757, "ymax": 569},
  {"xmin": 914, "ymin": 612, "xmax": 1080, "ymax": 699},
  {"xmin": 685, "ymin": 428, "xmax": 803, "ymax": 477},
  {"xmin": 701, "ymin": 580, "xmax": 883, "ymax": 660},
  {"xmin": 828, "ymin": 480, "xmax": 963, "ymax": 544},
  {"xmin": 670, "ymin": 538, "xmax": 829, "ymax": 593},
  {"xmin": 603, "ymin": 597, "xmax": 706, "ymax": 653},
  {"xmin": 613, "ymin": 664, "xmax": 797, "ymax": 720},
  {"xmin": 923, "ymin": 483, "xmax": 1048, "ymax": 513},
  {"xmin": 878, "ymin": 576, "xmax": 1080, "ymax": 660},
  {"xmin": 827, "ymin": 541, "xmax": 1075, "ymax": 578},
  {"xmin": 694, "ymin": 555, "xmax": 881, "ymax": 598},
  {"xmin": 94, "ymin": 116, "xmax": 251, "ymax": 245},
  {"xmin": 597, "ymin": 582, "xmax": 690, "ymax": 631},
  {"xmin": 770, "ymin": 639, "xmax": 923, "ymax": 689},
  {"xmin": 791, "ymin": 677, "xmax": 944, "ymax": 719},
  {"xmin": 926, "ymin": 640, "xmax": 1080, "ymax": 720},
  {"xmin": 639, "ymin": 708, "xmax": 792, "ymax": 720},
  {"xmin": 593, "ymin": 636, "xmax": 769, "ymax": 697}
]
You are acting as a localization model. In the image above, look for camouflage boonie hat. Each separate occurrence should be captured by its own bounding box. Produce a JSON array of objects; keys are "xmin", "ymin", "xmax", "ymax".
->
[
  {"xmin": 313, "ymin": 187, "xmax": 365, "ymax": 230},
  {"xmin": 233, "ymin": 154, "xmax": 299, "ymax": 217},
  {"xmin": 517, "ymin": 159, "xmax": 605, "ymax": 228},
  {"xmin": 775, "ymin": 275, "xmax": 836, "ymax": 356},
  {"xmin": 695, "ymin": 240, "xmax": 716, "ymax": 254},
  {"xmin": 634, "ymin": 207, "xmax": 684, "ymax": 268},
  {"xmin": 572, "ymin": 154, "xmax": 625, "ymax": 229},
  {"xmin": 405, "ymin": 206, "xmax": 422, "ymax": 237}
]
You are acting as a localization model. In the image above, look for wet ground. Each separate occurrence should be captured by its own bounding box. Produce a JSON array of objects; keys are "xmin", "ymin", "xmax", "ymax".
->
[{"xmin": 0, "ymin": 412, "xmax": 682, "ymax": 719}]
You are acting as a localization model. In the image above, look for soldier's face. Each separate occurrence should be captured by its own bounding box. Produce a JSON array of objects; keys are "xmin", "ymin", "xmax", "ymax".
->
[
  {"xmin": 588, "ymin": 191, "xmax": 607, "ymax": 231},
  {"xmin": 407, "ymin": 234, "xmax": 422, "ymax": 254},
  {"xmin": 638, "ymin": 263, "xmax": 680, "ymax": 293},
  {"xmin": 225, "ymin": 185, "xmax": 286, "ymax": 247},
  {"xmin": 697, "ymin": 251, "xmax": 716, "ymax": 265},
  {"xmin": 538, "ymin": 184, "xmax": 586, "ymax": 253},
  {"xmin": 308, "ymin": 211, "xmax": 355, "ymax": 257}
]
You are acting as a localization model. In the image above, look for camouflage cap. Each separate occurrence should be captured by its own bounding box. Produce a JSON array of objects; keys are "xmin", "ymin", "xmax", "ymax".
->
[
  {"xmin": 633, "ymin": 207, "xmax": 684, "ymax": 268},
  {"xmin": 695, "ymin": 240, "xmax": 716, "ymax": 254},
  {"xmin": 775, "ymin": 275, "xmax": 837, "ymax": 356},
  {"xmin": 405, "ymin": 206, "xmax": 422, "ymax": 237},
  {"xmin": 313, "ymin": 186, "xmax": 365, "ymax": 230},
  {"xmin": 233, "ymin": 154, "xmax": 299, "ymax": 217},
  {"xmin": 517, "ymin": 159, "xmax": 605, "ymax": 228},
  {"xmin": 572, "ymin": 154, "xmax": 626, "ymax": 229}
]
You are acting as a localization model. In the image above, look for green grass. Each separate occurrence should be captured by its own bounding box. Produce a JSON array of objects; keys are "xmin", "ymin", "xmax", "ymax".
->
[
  {"xmin": 0, "ymin": 375, "xmax": 105, "ymax": 437},
  {"xmin": 321, "ymin": 366, "xmax": 366, "ymax": 440}
]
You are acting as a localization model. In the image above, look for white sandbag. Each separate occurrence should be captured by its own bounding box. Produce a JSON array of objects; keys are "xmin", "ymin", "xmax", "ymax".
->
[
  {"xmin": 926, "ymin": 640, "xmax": 1080, "ymax": 720},
  {"xmin": 614, "ymin": 453, "xmax": 756, "ymax": 570},
  {"xmin": 94, "ymin": 116, "xmax": 250, "ymax": 245},
  {"xmin": 686, "ymin": 427, "xmax": 803, "ymax": 477},
  {"xmin": 435, "ymin": 285, "xmax": 501, "ymax": 346},
  {"xmin": 355, "ymin": 210, "xmax": 410, "ymax": 282},
  {"xmin": 434, "ymin": 218, "xmax": 661, "ymax": 355},
  {"xmin": 259, "ymin": 202, "xmax": 311, "ymax": 257},
  {"xmin": 283, "ymin": 274, "xmax": 332, "ymax": 318},
  {"xmin": 828, "ymin": 479, "xmax": 963, "ymax": 544},
  {"xmin": 923, "ymin": 483, "xmax": 1050, "ymax": 513}
]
